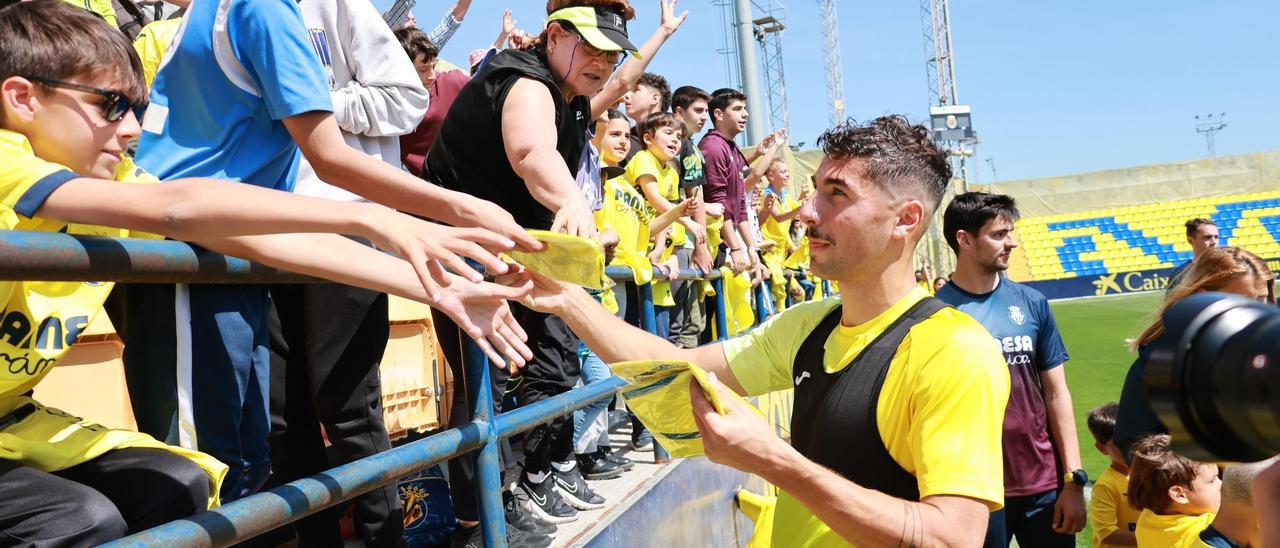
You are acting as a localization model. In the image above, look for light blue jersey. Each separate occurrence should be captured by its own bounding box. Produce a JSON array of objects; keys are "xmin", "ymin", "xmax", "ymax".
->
[{"xmin": 136, "ymin": 0, "xmax": 332, "ymax": 190}]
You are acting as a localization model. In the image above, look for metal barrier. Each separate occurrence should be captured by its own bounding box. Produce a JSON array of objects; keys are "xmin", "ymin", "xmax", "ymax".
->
[{"xmin": 0, "ymin": 232, "xmax": 818, "ymax": 548}]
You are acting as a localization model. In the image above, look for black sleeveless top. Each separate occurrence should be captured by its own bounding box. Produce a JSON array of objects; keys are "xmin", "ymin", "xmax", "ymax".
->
[
  {"xmin": 790, "ymin": 297, "xmax": 951, "ymax": 501},
  {"xmin": 422, "ymin": 48, "xmax": 591, "ymax": 230}
]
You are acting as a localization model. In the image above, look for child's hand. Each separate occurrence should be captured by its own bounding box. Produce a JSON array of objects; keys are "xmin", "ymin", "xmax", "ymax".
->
[
  {"xmin": 660, "ymin": 254, "xmax": 680, "ymax": 281},
  {"xmin": 705, "ymin": 202, "xmax": 725, "ymax": 217},
  {"xmin": 366, "ymin": 207, "xmax": 522, "ymax": 301},
  {"xmin": 501, "ymin": 9, "xmax": 516, "ymax": 36},
  {"xmin": 596, "ymin": 228, "xmax": 620, "ymax": 263},
  {"xmin": 427, "ymin": 273, "xmax": 533, "ymax": 368}
]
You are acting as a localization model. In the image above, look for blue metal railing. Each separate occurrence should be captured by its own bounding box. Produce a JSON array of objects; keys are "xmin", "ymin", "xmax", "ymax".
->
[{"xmin": 0, "ymin": 232, "xmax": 819, "ymax": 548}]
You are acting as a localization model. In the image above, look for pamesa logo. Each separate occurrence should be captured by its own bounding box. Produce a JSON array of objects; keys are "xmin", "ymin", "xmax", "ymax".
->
[{"xmin": 1092, "ymin": 271, "xmax": 1170, "ymax": 296}]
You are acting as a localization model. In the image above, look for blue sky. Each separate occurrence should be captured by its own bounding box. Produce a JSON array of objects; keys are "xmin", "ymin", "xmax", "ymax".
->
[{"xmin": 376, "ymin": 1, "xmax": 1278, "ymax": 182}]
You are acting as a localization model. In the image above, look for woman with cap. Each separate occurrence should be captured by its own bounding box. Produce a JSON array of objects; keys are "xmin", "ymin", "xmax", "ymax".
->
[{"xmin": 421, "ymin": 1, "xmax": 688, "ymax": 544}]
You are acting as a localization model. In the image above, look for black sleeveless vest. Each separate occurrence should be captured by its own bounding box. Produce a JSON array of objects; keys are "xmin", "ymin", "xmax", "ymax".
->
[
  {"xmin": 422, "ymin": 48, "xmax": 591, "ymax": 230},
  {"xmin": 790, "ymin": 297, "xmax": 950, "ymax": 501}
]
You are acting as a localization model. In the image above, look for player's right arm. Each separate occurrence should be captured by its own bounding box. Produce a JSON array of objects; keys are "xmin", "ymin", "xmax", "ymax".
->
[{"xmin": 499, "ymin": 266, "xmax": 749, "ymax": 395}]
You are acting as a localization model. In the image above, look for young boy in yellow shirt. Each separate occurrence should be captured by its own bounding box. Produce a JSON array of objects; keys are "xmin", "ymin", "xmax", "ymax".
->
[
  {"xmin": 1087, "ymin": 402, "xmax": 1140, "ymax": 547},
  {"xmin": 0, "ymin": 3, "xmax": 527, "ymax": 543},
  {"xmin": 1128, "ymin": 434, "xmax": 1222, "ymax": 547},
  {"xmin": 1192, "ymin": 457, "xmax": 1277, "ymax": 548}
]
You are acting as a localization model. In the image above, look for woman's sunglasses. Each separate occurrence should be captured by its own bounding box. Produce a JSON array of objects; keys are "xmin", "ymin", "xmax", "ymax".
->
[
  {"xmin": 27, "ymin": 77, "xmax": 145, "ymax": 123},
  {"xmin": 573, "ymin": 33, "xmax": 628, "ymax": 70}
]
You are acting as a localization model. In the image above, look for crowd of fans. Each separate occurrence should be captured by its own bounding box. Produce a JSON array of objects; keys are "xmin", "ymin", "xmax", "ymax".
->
[{"xmin": 1, "ymin": 0, "xmax": 1278, "ymax": 547}]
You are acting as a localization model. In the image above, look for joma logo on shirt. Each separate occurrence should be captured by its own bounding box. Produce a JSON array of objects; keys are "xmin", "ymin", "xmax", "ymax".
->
[{"xmin": 0, "ymin": 310, "xmax": 90, "ymax": 351}]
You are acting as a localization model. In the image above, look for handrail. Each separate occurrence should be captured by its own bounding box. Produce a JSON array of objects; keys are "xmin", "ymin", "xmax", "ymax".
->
[{"xmin": 0, "ymin": 231, "xmax": 798, "ymax": 548}]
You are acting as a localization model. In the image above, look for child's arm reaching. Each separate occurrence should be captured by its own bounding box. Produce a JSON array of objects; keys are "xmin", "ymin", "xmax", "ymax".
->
[{"xmin": 649, "ymin": 197, "xmax": 694, "ymax": 236}]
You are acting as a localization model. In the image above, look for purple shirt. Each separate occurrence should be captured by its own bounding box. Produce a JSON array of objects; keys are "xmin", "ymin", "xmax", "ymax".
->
[{"xmin": 698, "ymin": 129, "xmax": 750, "ymax": 224}]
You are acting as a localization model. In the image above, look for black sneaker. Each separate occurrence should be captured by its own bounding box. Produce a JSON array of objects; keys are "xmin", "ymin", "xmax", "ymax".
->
[
  {"xmin": 518, "ymin": 474, "xmax": 579, "ymax": 524},
  {"xmin": 600, "ymin": 446, "xmax": 634, "ymax": 471},
  {"xmin": 576, "ymin": 451, "xmax": 624, "ymax": 480},
  {"xmin": 450, "ymin": 522, "xmax": 553, "ymax": 548},
  {"xmin": 553, "ymin": 465, "xmax": 606, "ymax": 510},
  {"xmin": 505, "ymin": 490, "xmax": 558, "ymax": 537}
]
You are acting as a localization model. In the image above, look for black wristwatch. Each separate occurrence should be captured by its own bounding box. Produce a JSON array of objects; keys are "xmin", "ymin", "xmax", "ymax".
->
[{"xmin": 1064, "ymin": 468, "xmax": 1088, "ymax": 487}]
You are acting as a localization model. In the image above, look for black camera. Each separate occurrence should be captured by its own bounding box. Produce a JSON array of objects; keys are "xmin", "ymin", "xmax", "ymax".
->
[{"xmin": 1146, "ymin": 292, "xmax": 1280, "ymax": 462}]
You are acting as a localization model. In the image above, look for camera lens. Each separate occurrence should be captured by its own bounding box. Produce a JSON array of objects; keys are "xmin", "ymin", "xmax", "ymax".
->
[{"xmin": 1146, "ymin": 292, "xmax": 1280, "ymax": 462}]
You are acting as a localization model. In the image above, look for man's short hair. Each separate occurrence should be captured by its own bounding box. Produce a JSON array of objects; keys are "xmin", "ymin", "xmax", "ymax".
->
[
  {"xmin": 942, "ymin": 192, "xmax": 1020, "ymax": 252},
  {"xmin": 395, "ymin": 27, "xmax": 439, "ymax": 64},
  {"xmin": 636, "ymin": 73, "xmax": 670, "ymax": 112},
  {"xmin": 1185, "ymin": 218, "xmax": 1217, "ymax": 238},
  {"xmin": 1087, "ymin": 402, "xmax": 1120, "ymax": 445},
  {"xmin": 818, "ymin": 116, "xmax": 951, "ymax": 212},
  {"xmin": 637, "ymin": 111, "xmax": 682, "ymax": 140},
  {"xmin": 0, "ymin": 0, "xmax": 147, "ymax": 111},
  {"xmin": 1221, "ymin": 456, "xmax": 1279, "ymax": 505},
  {"xmin": 1128, "ymin": 434, "xmax": 1204, "ymax": 513},
  {"xmin": 708, "ymin": 87, "xmax": 746, "ymax": 116},
  {"xmin": 671, "ymin": 85, "xmax": 710, "ymax": 112}
]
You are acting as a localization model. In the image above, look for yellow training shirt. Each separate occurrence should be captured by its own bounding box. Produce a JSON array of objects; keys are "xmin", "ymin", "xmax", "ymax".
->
[
  {"xmin": 62, "ymin": 0, "xmax": 118, "ymax": 26},
  {"xmin": 625, "ymin": 150, "xmax": 684, "ymax": 247},
  {"xmin": 1135, "ymin": 510, "xmax": 1215, "ymax": 548},
  {"xmin": 760, "ymin": 187, "xmax": 798, "ymax": 255},
  {"xmin": 0, "ymin": 130, "xmax": 225, "ymax": 505},
  {"xmin": 722, "ymin": 287, "xmax": 1010, "ymax": 547},
  {"xmin": 134, "ymin": 17, "xmax": 183, "ymax": 89},
  {"xmin": 1091, "ymin": 466, "xmax": 1141, "ymax": 548}
]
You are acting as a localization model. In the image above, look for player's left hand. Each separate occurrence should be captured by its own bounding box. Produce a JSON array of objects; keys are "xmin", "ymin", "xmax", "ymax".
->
[
  {"xmin": 1052, "ymin": 485, "xmax": 1087, "ymax": 534},
  {"xmin": 691, "ymin": 372, "xmax": 785, "ymax": 476}
]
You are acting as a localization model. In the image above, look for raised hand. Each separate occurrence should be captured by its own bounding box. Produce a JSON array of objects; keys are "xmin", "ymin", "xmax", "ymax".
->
[
  {"xmin": 502, "ymin": 9, "xmax": 516, "ymax": 35},
  {"xmin": 659, "ymin": 0, "xmax": 688, "ymax": 34}
]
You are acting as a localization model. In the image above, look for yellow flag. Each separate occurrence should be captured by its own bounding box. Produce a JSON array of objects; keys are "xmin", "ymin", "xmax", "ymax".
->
[
  {"xmin": 610, "ymin": 360, "xmax": 763, "ymax": 458},
  {"xmin": 505, "ymin": 230, "xmax": 609, "ymax": 290}
]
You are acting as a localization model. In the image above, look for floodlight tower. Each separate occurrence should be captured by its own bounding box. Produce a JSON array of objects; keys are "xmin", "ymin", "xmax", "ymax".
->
[
  {"xmin": 1194, "ymin": 113, "xmax": 1228, "ymax": 157},
  {"xmin": 817, "ymin": 0, "xmax": 846, "ymax": 127},
  {"xmin": 382, "ymin": 0, "xmax": 416, "ymax": 29},
  {"xmin": 752, "ymin": 1, "xmax": 789, "ymax": 132},
  {"xmin": 920, "ymin": 0, "xmax": 974, "ymax": 185}
]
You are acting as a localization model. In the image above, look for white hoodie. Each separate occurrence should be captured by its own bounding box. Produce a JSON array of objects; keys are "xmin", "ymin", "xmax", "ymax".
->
[{"xmin": 294, "ymin": 0, "xmax": 430, "ymax": 202}]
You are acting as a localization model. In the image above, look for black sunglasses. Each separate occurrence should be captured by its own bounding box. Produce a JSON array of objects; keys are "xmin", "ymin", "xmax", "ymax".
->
[{"xmin": 27, "ymin": 77, "xmax": 145, "ymax": 123}]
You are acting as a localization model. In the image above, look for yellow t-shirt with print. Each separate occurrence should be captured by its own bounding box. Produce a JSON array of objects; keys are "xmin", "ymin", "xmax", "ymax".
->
[
  {"xmin": 625, "ymin": 150, "xmax": 684, "ymax": 248},
  {"xmin": 134, "ymin": 17, "xmax": 183, "ymax": 88},
  {"xmin": 0, "ymin": 130, "xmax": 226, "ymax": 507},
  {"xmin": 1135, "ymin": 510, "xmax": 1215, "ymax": 548},
  {"xmin": 722, "ymin": 287, "xmax": 1010, "ymax": 547},
  {"xmin": 1091, "ymin": 465, "xmax": 1140, "ymax": 548},
  {"xmin": 62, "ymin": 0, "xmax": 118, "ymax": 26}
]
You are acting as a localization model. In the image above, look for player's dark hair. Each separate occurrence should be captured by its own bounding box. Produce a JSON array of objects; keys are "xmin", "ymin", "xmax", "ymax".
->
[
  {"xmin": 0, "ymin": 0, "xmax": 146, "ymax": 119},
  {"xmin": 671, "ymin": 85, "xmax": 710, "ymax": 112},
  {"xmin": 395, "ymin": 27, "xmax": 439, "ymax": 65},
  {"xmin": 708, "ymin": 87, "xmax": 746, "ymax": 118},
  {"xmin": 942, "ymin": 192, "xmax": 1020, "ymax": 252},
  {"xmin": 636, "ymin": 72, "xmax": 670, "ymax": 112},
  {"xmin": 1185, "ymin": 217, "xmax": 1217, "ymax": 238},
  {"xmin": 1087, "ymin": 402, "xmax": 1120, "ymax": 444},
  {"xmin": 818, "ymin": 116, "xmax": 952, "ymax": 216}
]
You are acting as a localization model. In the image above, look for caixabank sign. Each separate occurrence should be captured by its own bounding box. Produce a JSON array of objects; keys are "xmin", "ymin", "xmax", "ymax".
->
[{"xmin": 1024, "ymin": 267, "xmax": 1177, "ymax": 300}]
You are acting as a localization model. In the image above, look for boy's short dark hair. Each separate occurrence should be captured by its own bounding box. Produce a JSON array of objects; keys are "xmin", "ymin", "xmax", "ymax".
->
[
  {"xmin": 637, "ymin": 111, "xmax": 682, "ymax": 141},
  {"xmin": 818, "ymin": 116, "xmax": 952, "ymax": 212},
  {"xmin": 636, "ymin": 73, "xmax": 670, "ymax": 112},
  {"xmin": 671, "ymin": 85, "xmax": 710, "ymax": 112},
  {"xmin": 1128, "ymin": 434, "xmax": 1203, "ymax": 513},
  {"xmin": 1185, "ymin": 218, "xmax": 1217, "ymax": 237},
  {"xmin": 394, "ymin": 27, "xmax": 439, "ymax": 65},
  {"xmin": 708, "ymin": 88, "xmax": 747, "ymax": 117},
  {"xmin": 1087, "ymin": 402, "xmax": 1120, "ymax": 445},
  {"xmin": 0, "ymin": 0, "xmax": 147, "ymax": 115},
  {"xmin": 604, "ymin": 108, "xmax": 627, "ymax": 121},
  {"xmin": 942, "ymin": 192, "xmax": 1020, "ymax": 252}
]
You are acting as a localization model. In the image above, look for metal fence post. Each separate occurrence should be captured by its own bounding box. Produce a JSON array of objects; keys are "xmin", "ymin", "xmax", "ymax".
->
[
  {"xmin": 463, "ymin": 337, "xmax": 507, "ymax": 548},
  {"xmin": 711, "ymin": 277, "xmax": 729, "ymax": 341},
  {"xmin": 634, "ymin": 281, "xmax": 672, "ymax": 463}
]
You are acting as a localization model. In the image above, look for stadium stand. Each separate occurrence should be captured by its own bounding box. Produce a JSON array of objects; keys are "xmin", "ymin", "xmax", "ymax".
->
[{"xmin": 1011, "ymin": 190, "xmax": 1280, "ymax": 281}]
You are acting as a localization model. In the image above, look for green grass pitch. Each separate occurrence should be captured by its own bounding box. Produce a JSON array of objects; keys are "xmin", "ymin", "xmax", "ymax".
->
[{"xmin": 1051, "ymin": 291, "xmax": 1164, "ymax": 547}]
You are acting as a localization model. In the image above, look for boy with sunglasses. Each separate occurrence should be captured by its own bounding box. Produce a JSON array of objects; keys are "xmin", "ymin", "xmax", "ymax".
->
[
  {"xmin": 117, "ymin": 0, "xmax": 546, "ymax": 506},
  {"xmin": 0, "ymin": 2, "xmax": 533, "ymax": 543}
]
